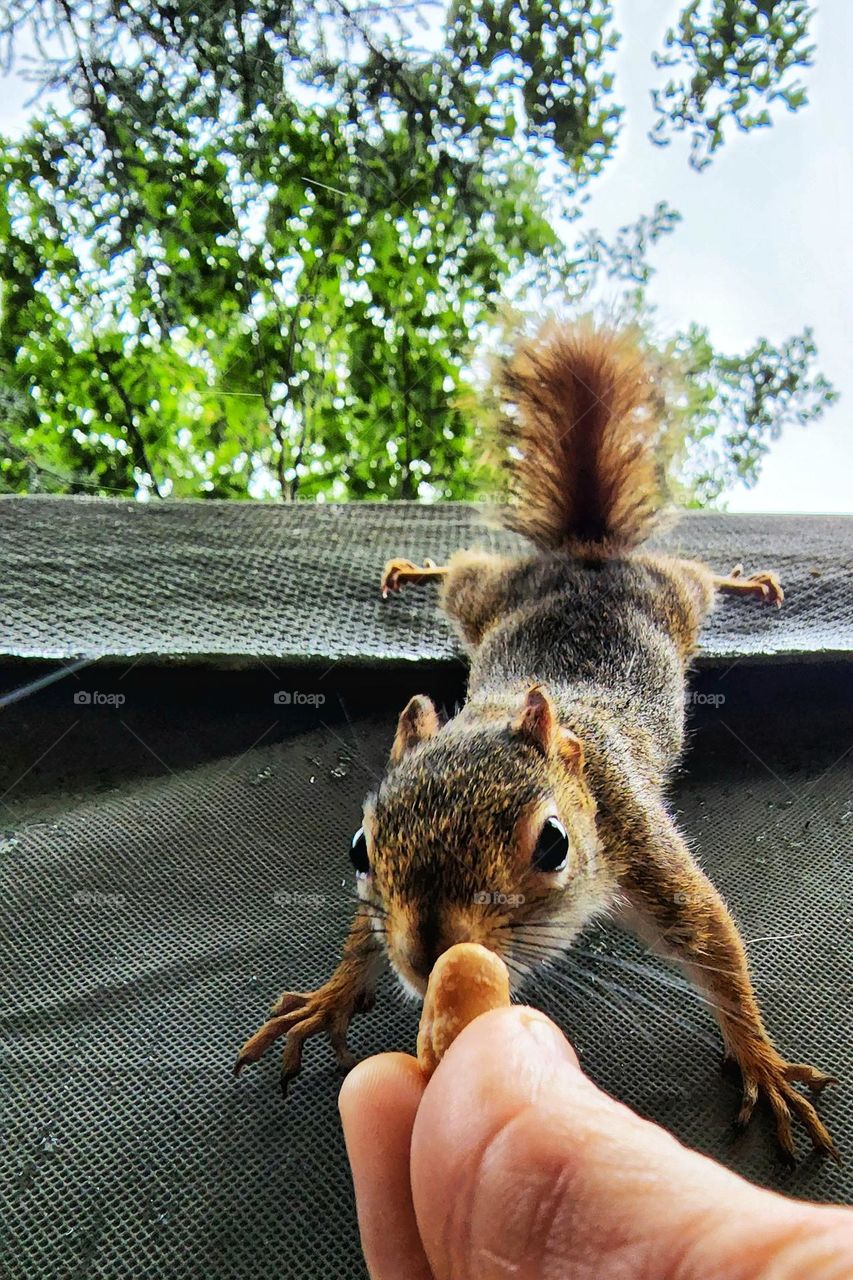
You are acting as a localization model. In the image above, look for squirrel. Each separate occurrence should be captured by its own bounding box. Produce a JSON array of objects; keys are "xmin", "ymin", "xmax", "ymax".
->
[{"xmin": 236, "ymin": 318, "xmax": 838, "ymax": 1165}]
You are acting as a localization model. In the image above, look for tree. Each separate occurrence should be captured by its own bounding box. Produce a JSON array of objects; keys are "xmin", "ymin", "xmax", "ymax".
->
[{"xmin": 0, "ymin": 0, "xmax": 837, "ymax": 502}]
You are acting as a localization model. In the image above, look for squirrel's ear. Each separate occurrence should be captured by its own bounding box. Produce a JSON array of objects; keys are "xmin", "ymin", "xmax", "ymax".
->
[
  {"xmin": 511, "ymin": 685, "xmax": 555, "ymax": 753},
  {"xmin": 390, "ymin": 694, "xmax": 440, "ymax": 763},
  {"xmin": 512, "ymin": 685, "xmax": 584, "ymax": 773}
]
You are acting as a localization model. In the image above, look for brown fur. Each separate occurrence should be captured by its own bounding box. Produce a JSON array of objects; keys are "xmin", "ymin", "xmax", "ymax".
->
[{"xmin": 499, "ymin": 318, "xmax": 664, "ymax": 552}]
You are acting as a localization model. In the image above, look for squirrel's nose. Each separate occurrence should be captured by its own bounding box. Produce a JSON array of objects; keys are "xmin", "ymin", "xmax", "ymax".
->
[
  {"xmin": 405, "ymin": 937, "xmax": 436, "ymax": 983},
  {"xmin": 414, "ymin": 919, "xmax": 473, "ymax": 979}
]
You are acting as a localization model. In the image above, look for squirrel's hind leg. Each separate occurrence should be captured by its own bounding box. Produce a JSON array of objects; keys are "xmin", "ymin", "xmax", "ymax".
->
[{"xmin": 381, "ymin": 547, "xmax": 519, "ymax": 648}]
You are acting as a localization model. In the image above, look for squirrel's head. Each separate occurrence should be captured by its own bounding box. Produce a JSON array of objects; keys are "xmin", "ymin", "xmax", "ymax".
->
[{"xmin": 352, "ymin": 685, "xmax": 602, "ymax": 997}]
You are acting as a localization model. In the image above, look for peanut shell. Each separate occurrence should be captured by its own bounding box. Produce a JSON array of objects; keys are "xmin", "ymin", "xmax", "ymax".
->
[{"xmin": 417, "ymin": 942, "xmax": 511, "ymax": 1078}]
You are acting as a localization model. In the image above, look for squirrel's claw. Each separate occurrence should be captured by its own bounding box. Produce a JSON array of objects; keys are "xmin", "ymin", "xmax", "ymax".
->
[
  {"xmin": 782, "ymin": 1061, "xmax": 838, "ymax": 1093},
  {"xmin": 380, "ymin": 557, "xmax": 423, "ymax": 599},
  {"xmin": 743, "ymin": 570, "xmax": 784, "ymax": 608},
  {"xmin": 279, "ymin": 1030, "xmax": 307, "ymax": 1097},
  {"xmin": 278, "ymin": 1023, "xmax": 357, "ymax": 1096},
  {"xmin": 234, "ymin": 1010, "xmax": 300, "ymax": 1076}
]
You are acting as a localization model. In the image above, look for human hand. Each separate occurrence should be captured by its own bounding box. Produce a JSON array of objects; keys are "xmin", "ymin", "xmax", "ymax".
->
[{"xmin": 339, "ymin": 1007, "xmax": 851, "ymax": 1279}]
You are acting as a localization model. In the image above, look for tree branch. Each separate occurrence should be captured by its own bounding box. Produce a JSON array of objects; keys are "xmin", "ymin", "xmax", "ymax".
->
[{"xmin": 92, "ymin": 348, "xmax": 164, "ymax": 497}]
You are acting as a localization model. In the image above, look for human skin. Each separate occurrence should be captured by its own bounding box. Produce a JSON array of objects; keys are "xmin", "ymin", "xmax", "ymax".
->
[{"xmin": 339, "ymin": 1007, "xmax": 852, "ymax": 1280}]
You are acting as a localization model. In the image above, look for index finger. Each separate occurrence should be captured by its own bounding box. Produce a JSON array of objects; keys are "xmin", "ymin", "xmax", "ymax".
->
[{"xmin": 339, "ymin": 1052, "xmax": 432, "ymax": 1280}]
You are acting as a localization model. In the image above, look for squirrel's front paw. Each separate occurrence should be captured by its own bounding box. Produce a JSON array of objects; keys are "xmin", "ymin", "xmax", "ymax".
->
[
  {"xmin": 234, "ymin": 984, "xmax": 370, "ymax": 1097},
  {"xmin": 728, "ymin": 1041, "xmax": 838, "ymax": 1165}
]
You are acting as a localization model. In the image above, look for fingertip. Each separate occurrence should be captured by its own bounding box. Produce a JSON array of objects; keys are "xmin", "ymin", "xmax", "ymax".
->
[
  {"xmin": 407, "ymin": 1007, "xmax": 588, "ymax": 1279},
  {"xmin": 508, "ymin": 1006, "xmax": 582, "ymax": 1070},
  {"xmin": 339, "ymin": 1051, "xmax": 425, "ymax": 1121},
  {"xmin": 430, "ymin": 1004, "xmax": 582, "ymax": 1086}
]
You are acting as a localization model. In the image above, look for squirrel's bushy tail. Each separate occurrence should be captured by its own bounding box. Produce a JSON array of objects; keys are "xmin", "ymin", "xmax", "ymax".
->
[{"xmin": 498, "ymin": 318, "xmax": 666, "ymax": 553}]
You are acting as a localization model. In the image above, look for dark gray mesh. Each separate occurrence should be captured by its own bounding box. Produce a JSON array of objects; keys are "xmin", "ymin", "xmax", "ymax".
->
[
  {"xmin": 1, "ymin": 501, "xmax": 852, "ymax": 1279},
  {"xmin": 1, "ymin": 497, "xmax": 850, "ymax": 664}
]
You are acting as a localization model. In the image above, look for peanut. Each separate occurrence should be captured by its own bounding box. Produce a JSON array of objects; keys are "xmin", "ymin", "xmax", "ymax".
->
[{"xmin": 417, "ymin": 942, "xmax": 511, "ymax": 1079}]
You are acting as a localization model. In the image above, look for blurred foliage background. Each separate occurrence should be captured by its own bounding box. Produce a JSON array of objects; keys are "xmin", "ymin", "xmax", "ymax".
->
[{"xmin": 0, "ymin": 0, "xmax": 838, "ymax": 503}]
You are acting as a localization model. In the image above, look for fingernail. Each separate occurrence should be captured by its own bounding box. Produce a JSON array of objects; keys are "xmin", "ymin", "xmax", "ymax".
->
[{"xmin": 519, "ymin": 1011, "xmax": 580, "ymax": 1069}]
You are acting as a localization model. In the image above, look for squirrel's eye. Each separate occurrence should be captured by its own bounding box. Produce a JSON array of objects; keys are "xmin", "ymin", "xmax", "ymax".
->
[
  {"xmin": 350, "ymin": 826, "xmax": 371, "ymax": 877},
  {"xmin": 531, "ymin": 817, "xmax": 569, "ymax": 873}
]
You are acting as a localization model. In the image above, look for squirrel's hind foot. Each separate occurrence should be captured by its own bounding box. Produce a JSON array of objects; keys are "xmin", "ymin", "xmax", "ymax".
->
[
  {"xmin": 714, "ymin": 565, "xmax": 784, "ymax": 608},
  {"xmin": 380, "ymin": 556, "xmax": 447, "ymax": 599}
]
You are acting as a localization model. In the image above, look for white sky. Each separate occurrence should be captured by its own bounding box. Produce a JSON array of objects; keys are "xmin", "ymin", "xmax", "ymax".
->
[
  {"xmin": 583, "ymin": 0, "xmax": 852, "ymax": 514},
  {"xmin": 2, "ymin": 1, "xmax": 850, "ymax": 513}
]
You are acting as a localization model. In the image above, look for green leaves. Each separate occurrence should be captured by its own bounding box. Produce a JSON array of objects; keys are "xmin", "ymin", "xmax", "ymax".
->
[
  {"xmin": 0, "ymin": 0, "xmax": 834, "ymax": 506},
  {"xmin": 446, "ymin": 0, "xmax": 622, "ymax": 182},
  {"xmin": 0, "ymin": 0, "xmax": 584, "ymax": 503},
  {"xmin": 650, "ymin": 0, "xmax": 815, "ymax": 168},
  {"xmin": 667, "ymin": 322, "xmax": 837, "ymax": 504},
  {"xmin": 577, "ymin": 201, "xmax": 682, "ymax": 286}
]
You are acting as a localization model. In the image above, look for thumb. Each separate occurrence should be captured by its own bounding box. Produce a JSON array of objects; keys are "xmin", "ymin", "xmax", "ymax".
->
[{"xmin": 410, "ymin": 1007, "xmax": 852, "ymax": 1280}]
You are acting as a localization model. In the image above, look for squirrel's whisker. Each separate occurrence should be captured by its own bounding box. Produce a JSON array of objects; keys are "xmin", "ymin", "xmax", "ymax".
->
[
  {"xmin": 503, "ymin": 953, "xmax": 535, "ymax": 990},
  {"xmin": 499, "ymin": 919, "xmax": 578, "ymax": 931},
  {"xmin": 535, "ymin": 958, "xmax": 666, "ymax": 1046},
  {"xmin": 578, "ymin": 945, "xmax": 723, "ymax": 995},
  {"xmin": 507, "ymin": 942, "xmax": 747, "ymax": 1049},
  {"xmin": 506, "ymin": 939, "xmax": 566, "ymax": 961},
  {"xmin": 524, "ymin": 961, "xmax": 656, "ymax": 1043},
  {"xmin": 510, "ymin": 936, "xmax": 753, "ymax": 1041},
  {"xmin": 344, "ymin": 892, "xmax": 389, "ymax": 917},
  {"xmin": 506, "ymin": 939, "xmax": 715, "ymax": 1049},
  {"xmin": 351, "ymin": 903, "xmax": 387, "ymax": 920},
  {"xmin": 513, "ymin": 936, "xmax": 753, "ymax": 1038},
  {"xmin": 575, "ymin": 948, "xmax": 760, "ymax": 1037},
  {"xmin": 564, "ymin": 957, "xmax": 721, "ymax": 1051}
]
